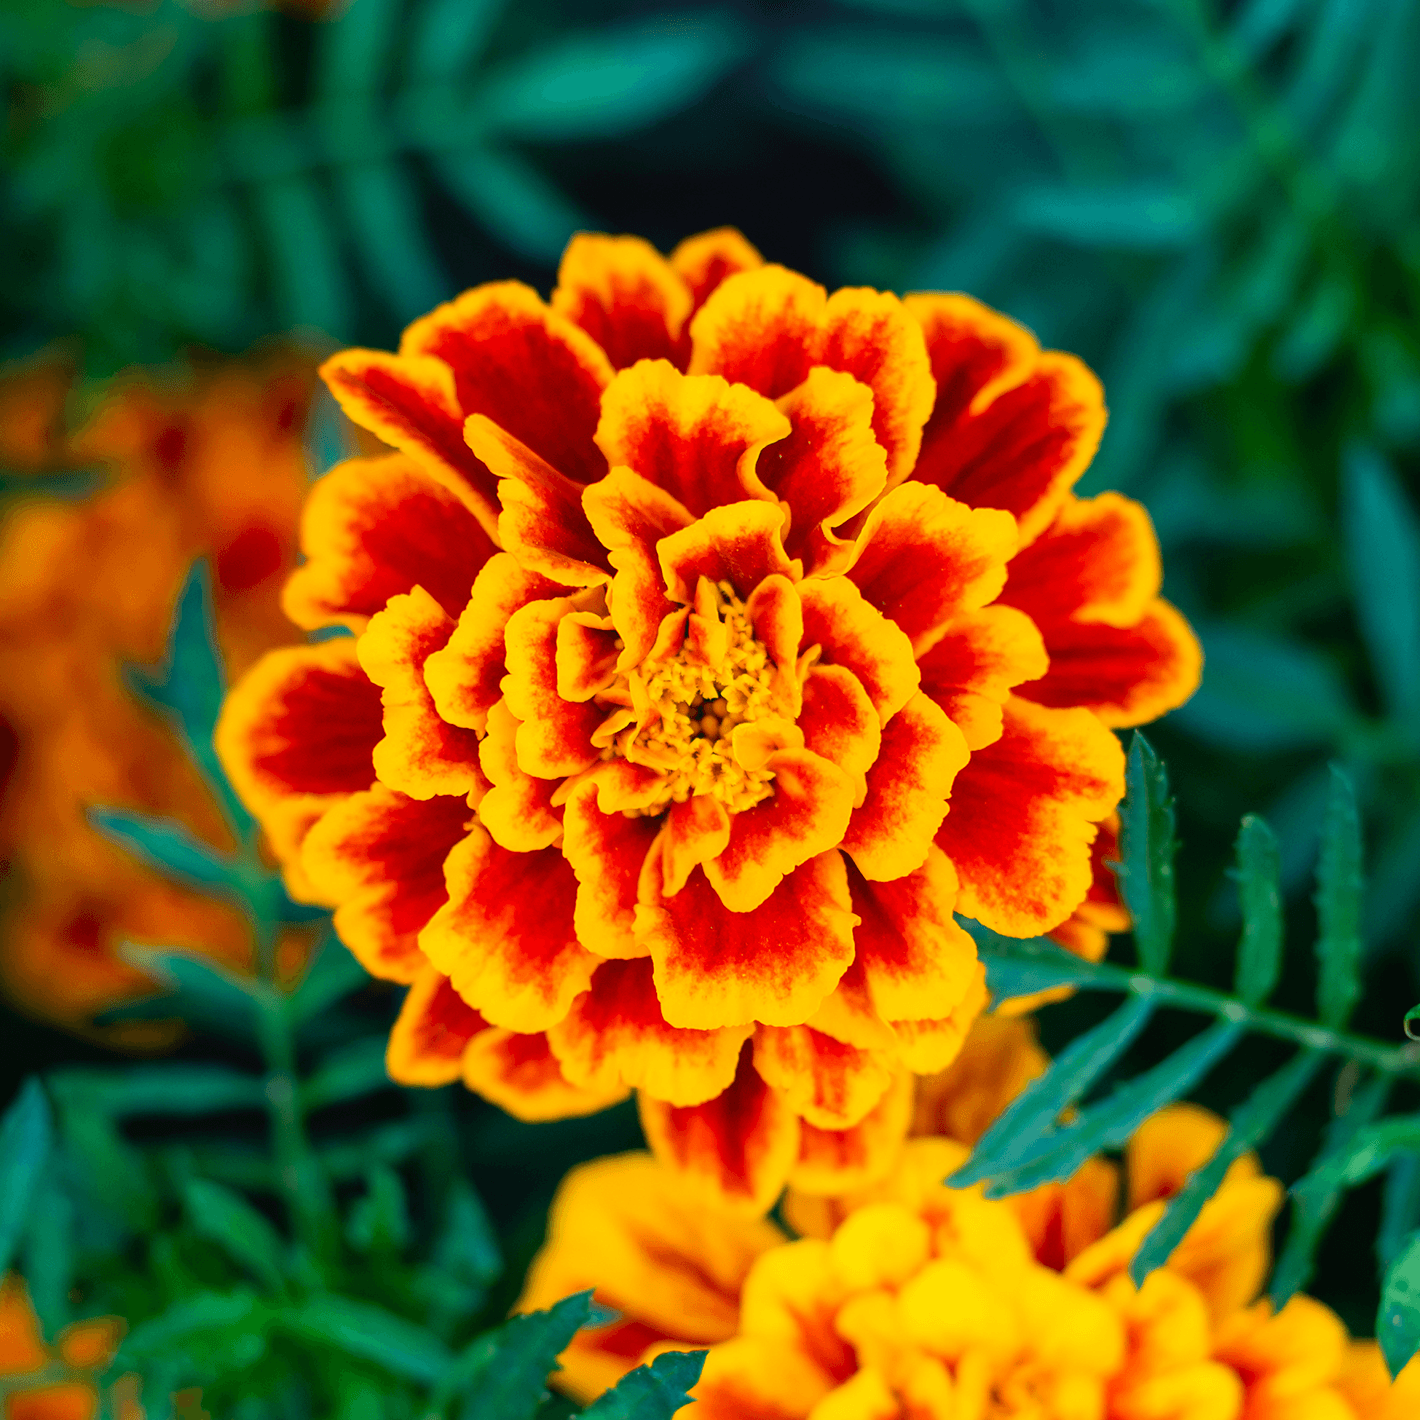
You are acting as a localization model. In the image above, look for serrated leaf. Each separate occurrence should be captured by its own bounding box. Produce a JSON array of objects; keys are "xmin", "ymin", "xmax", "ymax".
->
[
  {"xmin": 88, "ymin": 808, "xmax": 249, "ymax": 902},
  {"xmin": 581, "ymin": 1349, "xmax": 708, "ymax": 1420},
  {"xmin": 184, "ymin": 1179, "xmax": 288, "ymax": 1292},
  {"xmin": 980, "ymin": 1020, "xmax": 1243, "ymax": 1198},
  {"xmin": 1343, "ymin": 444, "xmax": 1420, "ymax": 722},
  {"xmin": 1379, "ymin": 1229, "xmax": 1420, "ymax": 1376},
  {"xmin": 46, "ymin": 1063, "xmax": 264, "ymax": 1118},
  {"xmin": 278, "ymin": 1294, "xmax": 454, "ymax": 1383},
  {"xmin": 952, "ymin": 996, "xmax": 1154, "ymax": 1189},
  {"xmin": 0, "ymin": 1080, "xmax": 53, "ymax": 1276},
  {"xmin": 1314, "ymin": 766, "xmax": 1364, "ymax": 1029},
  {"xmin": 1118, "ymin": 735, "xmax": 1177, "ymax": 975},
  {"xmin": 477, "ymin": 15, "xmax": 748, "ymax": 142},
  {"xmin": 430, "ymin": 146, "xmax": 586, "ymax": 262},
  {"xmin": 1234, "ymin": 815, "xmax": 1284, "ymax": 1005},
  {"xmin": 1132, "ymin": 1050, "xmax": 1325, "ymax": 1286}
]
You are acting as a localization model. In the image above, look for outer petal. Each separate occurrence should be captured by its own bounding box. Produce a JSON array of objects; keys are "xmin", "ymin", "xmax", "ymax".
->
[
  {"xmin": 657, "ymin": 501, "xmax": 799, "ymax": 605},
  {"xmin": 595, "ymin": 361, "xmax": 790, "ymax": 519},
  {"xmin": 907, "ymin": 294, "xmax": 1106, "ymax": 545},
  {"xmin": 1000, "ymin": 492, "xmax": 1161, "ymax": 629},
  {"xmin": 840, "ymin": 693, "xmax": 968, "ymax": 882},
  {"xmin": 916, "ymin": 605, "xmax": 1048, "ymax": 752},
  {"xmin": 463, "ymin": 1027, "xmax": 628, "ymax": 1122},
  {"xmin": 704, "ymin": 748, "xmax": 857, "ymax": 912},
  {"xmin": 754, "ymin": 368, "xmax": 887, "ymax": 573},
  {"xmin": 386, "ymin": 963, "xmax": 488, "ymax": 1085},
  {"xmin": 638, "ymin": 1046, "xmax": 802, "ymax": 1215},
  {"xmin": 797, "ymin": 577, "xmax": 920, "ymax": 725},
  {"xmin": 502, "ymin": 597, "xmax": 604, "ymax": 778},
  {"xmin": 670, "ymin": 227, "xmax": 765, "ymax": 312},
  {"xmin": 889, "ymin": 964, "xmax": 989, "ymax": 1074},
  {"xmin": 788, "ymin": 1069, "xmax": 915, "ymax": 1197},
  {"xmin": 358, "ymin": 588, "xmax": 483, "ymax": 799},
  {"xmin": 399, "ymin": 279, "xmax": 614, "ymax": 484},
  {"xmin": 548, "ymin": 957, "xmax": 754, "ymax": 1107},
  {"xmin": 1018, "ymin": 600, "xmax": 1203, "ymax": 727},
  {"xmin": 552, "ymin": 233, "xmax": 692, "ymax": 370},
  {"xmin": 320, "ymin": 350, "xmax": 501, "ymax": 535},
  {"xmin": 753, "ymin": 1025, "xmax": 895, "ymax": 1130},
  {"xmin": 936, "ymin": 697, "xmax": 1125, "ymax": 935},
  {"xmin": 847, "ymin": 482, "xmax": 1017, "ymax": 652},
  {"xmin": 477, "ymin": 699, "xmax": 562, "ymax": 852},
  {"xmin": 424, "ymin": 553, "xmax": 568, "ymax": 735},
  {"xmin": 639, "ymin": 851, "xmax": 857, "ymax": 1031},
  {"xmin": 846, "ymin": 849, "xmax": 979, "ymax": 1024},
  {"xmin": 282, "ymin": 453, "xmax": 494, "ymax": 632},
  {"xmin": 301, "ymin": 785, "xmax": 472, "ymax": 983},
  {"xmin": 420, "ymin": 827, "xmax": 600, "ymax": 1031}
]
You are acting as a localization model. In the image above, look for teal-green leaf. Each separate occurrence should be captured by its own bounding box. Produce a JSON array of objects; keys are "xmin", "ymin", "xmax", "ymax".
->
[
  {"xmin": 407, "ymin": 0, "xmax": 504, "ymax": 81},
  {"xmin": 184, "ymin": 1178, "xmax": 288, "ymax": 1293},
  {"xmin": 1379, "ymin": 1229, "xmax": 1420, "ymax": 1376},
  {"xmin": 430, "ymin": 147, "xmax": 586, "ymax": 262},
  {"xmin": 476, "ymin": 15, "xmax": 749, "ymax": 142},
  {"xmin": 345, "ymin": 1164, "xmax": 411, "ymax": 1256},
  {"xmin": 334, "ymin": 158, "xmax": 446, "ymax": 320},
  {"xmin": 316, "ymin": 0, "xmax": 402, "ymax": 98},
  {"xmin": 1342, "ymin": 444, "xmax": 1420, "ymax": 722},
  {"xmin": 277, "ymin": 1294, "xmax": 454, "ymax": 1383},
  {"xmin": 1014, "ymin": 182, "xmax": 1202, "ymax": 251},
  {"xmin": 951, "ymin": 996, "xmax": 1154, "ymax": 1189},
  {"xmin": 1132, "ymin": 1050, "xmax": 1324, "ymax": 1286},
  {"xmin": 47, "ymin": 1063, "xmax": 265, "ymax": 1118},
  {"xmin": 120, "ymin": 1288, "xmax": 263, "ymax": 1363},
  {"xmin": 964, "ymin": 920, "xmax": 1114, "ymax": 998},
  {"xmin": 0, "ymin": 1080, "xmax": 53, "ymax": 1276},
  {"xmin": 1233, "ymin": 815, "xmax": 1284, "ymax": 1005},
  {"xmin": 435, "ymin": 1178, "xmax": 502, "ymax": 1293},
  {"xmin": 88, "ymin": 808, "xmax": 247, "ymax": 902},
  {"xmin": 1118, "ymin": 734, "xmax": 1177, "ymax": 975},
  {"xmin": 581, "ymin": 1349, "xmax": 708, "ymax": 1420},
  {"xmin": 1381, "ymin": 1154, "xmax": 1420, "ymax": 1274},
  {"xmin": 20, "ymin": 1163, "xmax": 73, "ymax": 1335},
  {"xmin": 288, "ymin": 933, "xmax": 367, "ymax": 1026},
  {"xmin": 302, "ymin": 1037, "xmax": 393, "ymax": 1112},
  {"xmin": 98, "ymin": 946, "xmax": 268, "ymax": 1042},
  {"xmin": 1314, "ymin": 765, "xmax": 1364, "ymax": 1029},
  {"xmin": 252, "ymin": 175, "xmax": 352, "ymax": 338}
]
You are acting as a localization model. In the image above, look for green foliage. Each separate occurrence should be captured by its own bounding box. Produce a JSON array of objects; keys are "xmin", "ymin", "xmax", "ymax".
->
[
  {"xmin": 1117, "ymin": 734, "xmax": 1178, "ymax": 975},
  {"xmin": 1233, "ymin": 815, "xmax": 1283, "ymax": 1006},
  {"xmin": 580, "ymin": 1351, "xmax": 707, "ymax": 1420},
  {"xmin": 1380, "ymin": 1232, "xmax": 1420, "ymax": 1377},
  {"xmin": 0, "ymin": 1079, "xmax": 52, "ymax": 1276},
  {"xmin": 1315, "ymin": 765, "xmax": 1364, "ymax": 1029}
]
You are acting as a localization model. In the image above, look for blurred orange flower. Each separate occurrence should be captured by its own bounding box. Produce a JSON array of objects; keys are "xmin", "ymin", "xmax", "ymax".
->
[
  {"xmin": 218, "ymin": 227, "xmax": 1201, "ymax": 1210},
  {"xmin": 0, "ymin": 351, "xmax": 320, "ymax": 1036}
]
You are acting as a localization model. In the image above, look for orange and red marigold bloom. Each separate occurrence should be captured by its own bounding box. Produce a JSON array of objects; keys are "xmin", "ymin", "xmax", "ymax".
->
[{"xmin": 217, "ymin": 228, "xmax": 1201, "ymax": 1210}]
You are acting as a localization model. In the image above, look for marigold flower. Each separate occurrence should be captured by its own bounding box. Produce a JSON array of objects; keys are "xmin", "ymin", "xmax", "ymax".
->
[
  {"xmin": 0, "ymin": 354, "xmax": 319, "ymax": 1034},
  {"xmin": 518, "ymin": 1110, "xmax": 1419, "ymax": 1419},
  {"xmin": 217, "ymin": 229, "xmax": 1201, "ymax": 1209}
]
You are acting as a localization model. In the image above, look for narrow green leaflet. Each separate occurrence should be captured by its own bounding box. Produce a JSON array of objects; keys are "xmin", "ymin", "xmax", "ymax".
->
[
  {"xmin": 0, "ymin": 1079, "xmax": 53, "ymax": 1275},
  {"xmin": 301, "ymin": 1036, "xmax": 394, "ymax": 1112},
  {"xmin": 430, "ymin": 146, "xmax": 586, "ymax": 262},
  {"xmin": 1381, "ymin": 1154, "xmax": 1420, "ymax": 1274},
  {"xmin": 1117, "ymin": 734, "xmax": 1177, "ymax": 974},
  {"xmin": 1272, "ymin": 1073, "xmax": 1391, "ymax": 1305},
  {"xmin": 1314, "ymin": 766, "xmax": 1363, "ymax": 1029},
  {"xmin": 287, "ymin": 933, "xmax": 367, "ymax": 1026},
  {"xmin": 964, "ymin": 921, "xmax": 1113, "ymax": 998},
  {"xmin": 184, "ymin": 1179, "xmax": 288, "ymax": 1293},
  {"xmin": 119, "ymin": 1288, "xmax": 264, "ymax": 1364},
  {"xmin": 20, "ymin": 1169, "xmax": 73, "ymax": 1335},
  {"xmin": 88, "ymin": 808, "xmax": 249, "ymax": 902},
  {"xmin": 1379, "ymin": 1230, "xmax": 1420, "ymax": 1376},
  {"xmin": 345, "ymin": 1165, "xmax": 411, "ymax": 1256},
  {"xmin": 407, "ymin": 0, "xmax": 503, "ymax": 80},
  {"xmin": 1405, "ymin": 1004, "xmax": 1420, "ymax": 1041},
  {"xmin": 47, "ymin": 1063, "xmax": 265, "ymax": 1117},
  {"xmin": 434, "ymin": 1178, "xmax": 502, "ymax": 1294},
  {"xmin": 951, "ymin": 996, "xmax": 1154, "ymax": 1188},
  {"xmin": 99, "ymin": 946, "xmax": 268, "ymax": 1042},
  {"xmin": 581, "ymin": 1350, "xmax": 709, "ymax": 1420},
  {"xmin": 1233, "ymin": 815, "xmax": 1283, "ymax": 1005},
  {"xmin": 1132, "ymin": 1049, "xmax": 1325, "ymax": 1285},
  {"xmin": 277, "ymin": 1294, "xmax": 454, "ymax": 1383}
]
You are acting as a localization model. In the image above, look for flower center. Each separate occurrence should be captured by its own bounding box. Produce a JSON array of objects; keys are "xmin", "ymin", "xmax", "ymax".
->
[{"xmin": 613, "ymin": 581, "xmax": 780, "ymax": 816}]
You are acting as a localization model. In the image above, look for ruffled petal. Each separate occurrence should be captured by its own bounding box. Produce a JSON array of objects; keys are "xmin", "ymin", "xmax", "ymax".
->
[
  {"xmin": 639, "ymin": 851, "xmax": 857, "ymax": 1030},
  {"xmin": 907, "ymin": 294, "xmax": 1106, "ymax": 545},
  {"xmin": 670, "ymin": 227, "xmax": 764, "ymax": 312},
  {"xmin": 754, "ymin": 369, "xmax": 887, "ymax": 572},
  {"xmin": 386, "ymin": 963, "xmax": 488, "ymax": 1085},
  {"xmin": 1000, "ymin": 492, "xmax": 1160, "ymax": 629},
  {"xmin": 847, "ymin": 482, "xmax": 1017, "ymax": 652},
  {"xmin": 463, "ymin": 1026, "xmax": 628, "ymax": 1121},
  {"xmin": 638, "ymin": 1045, "xmax": 802, "ymax": 1215},
  {"xmin": 788, "ymin": 1070, "xmax": 915, "ymax": 1197},
  {"xmin": 420, "ymin": 827, "xmax": 599, "ymax": 1031},
  {"xmin": 936, "ymin": 697, "xmax": 1125, "ymax": 936},
  {"xmin": 548, "ymin": 957, "xmax": 754, "ymax": 1107},
  {"xmin": 476, "ymin": 699, "xmax": 562, "ymax": 851},
  {"xmin": 552, "ymin": 233, "xmax": 692, "ymax": 370},
  {"xmin": 704, "ymin": 748, "xmax": 857, "ymax": 911},
  {"xmin": 754, "ymin": 1025, "xmax": 896, "ymax": 1130},
  {"xmin": 466, "ymin": 414, "xmax": 610, "ymax": 587},
  {"xmin": 595, "ymin": 361, "xmax": 789, "ymax": 519},
  {"xmin": 916, "ymin": 606, "xmax": 1049, "ymax": 752},
  {"xmin": 1018, "ymin": 600, "xmax": 1203, "ymax": 728},
  {"xmin": 797, "ymin": 577, "xmax": 920, "ymax": 725},
  {"xmin": 841, "ymin": 693, "xmax": 968, "ymax": 882},
  {"xmin": 690, "ymin": 1336, "xmax": 835, "ymax": 1420},
  {"xmin": 424, "ymin": 553, "xmax": 568, "ymax": 736},
  {"xmin": 282, "ymin": 453, "xmax": 494, "ymax": 632},
  {"xmin": 502, "ymin": 597, "xmax": 605, "ymax": 777},
  {"xmin": 797, "ymin": 665, "xmax": 881, "ymax": 797},
  {"xmin": 846, "ymin": 849, "xmax": 979, "ymax": 1023},
  {"xmin": 301, "ymin": 785, "xmax": 472, "ymax": 983},
  {"xmin": 582, "ymin": 467, "xmax": 693, "ymax": 667},
  {"xmin": 320, "ymin": 349, "xmax": 501, "ymax": 535},
  {"xmin": 561, "ymin": 763, "xmax": 664, "ymax": 959},
  {"xmin": 400, "ymin": 279, "xmax": 613, "ymax": 483},
  {"xmin": 358, "ymin": 588, "xmax": 483, "ymax": 799},
  {"xmin": 657, "ymin": 501, "xmax": 799, "ymax": 604},
  {"xmin": 889, "ymin": 964, "xmax": 989, "ymax": 1073}
]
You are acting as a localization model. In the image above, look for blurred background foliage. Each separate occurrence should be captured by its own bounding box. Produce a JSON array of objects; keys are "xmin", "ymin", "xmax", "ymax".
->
[{"xmin": 4, "ymin": 0, "xmax": 1420, "ymax": 1374}]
